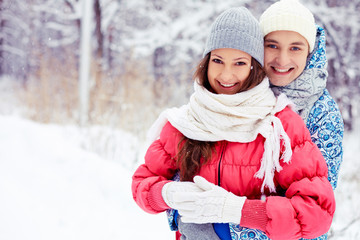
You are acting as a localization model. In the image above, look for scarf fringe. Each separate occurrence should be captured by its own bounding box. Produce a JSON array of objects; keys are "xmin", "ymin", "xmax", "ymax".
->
[
  {"xmin": 255, "ymin": 118, "xmax": 293, "ymax": 193},
  {"xmin": 255, "ymin": 95, "xmax": 293, "ymax": 193}
]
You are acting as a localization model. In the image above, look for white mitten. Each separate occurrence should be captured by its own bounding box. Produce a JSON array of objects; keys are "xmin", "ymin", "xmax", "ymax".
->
[
  {"xmin": 177, "ymin": 176, "xmax": 246, "ymax": 224},
  {"xmin": 162, "ymin": 181, "xmax": 204, "ymax": 209}
]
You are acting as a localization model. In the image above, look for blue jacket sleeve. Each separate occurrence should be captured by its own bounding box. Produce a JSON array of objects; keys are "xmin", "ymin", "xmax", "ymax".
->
[{"xmin": 306, "ymin": 89, "xmax": 344, "ymax": 189}]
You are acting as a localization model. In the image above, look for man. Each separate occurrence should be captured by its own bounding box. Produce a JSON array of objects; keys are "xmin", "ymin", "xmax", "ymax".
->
[
  {"xmin": 167, "ymin": 1, "xmax": 344, "ymax": 240},
  {"xmin": 260, "ymin": 0, "xmax": 344, "ymax": 191},
  {"xmin": 229, "ymin": 1, "xmax": 344, "ymax": 239}
]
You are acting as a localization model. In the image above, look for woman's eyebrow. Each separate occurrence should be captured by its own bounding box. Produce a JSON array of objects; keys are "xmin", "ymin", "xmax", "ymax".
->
[
  {"xmin": 212, "ymin": 54, "xmax": 223, "ymax": 59},
  {"xmin": 233, "ymin": 57, "xmax": 250, "ymax": 61},
  {"xmin": 212, "ymin": 54, "xmax": 249, "ymax": 61}
]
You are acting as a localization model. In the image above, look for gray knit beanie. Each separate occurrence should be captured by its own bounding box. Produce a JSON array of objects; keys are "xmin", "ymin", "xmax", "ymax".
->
[{"xmin": 203, "ymin": 7, "xmax": 264, "ymax": 67}]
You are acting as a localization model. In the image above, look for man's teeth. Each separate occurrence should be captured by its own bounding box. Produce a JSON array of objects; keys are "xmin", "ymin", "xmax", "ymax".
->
[
  {"xmin": 220, "ymin": 83, "xmax": 236, "ymax": 87},
  {"xmin": 274, "ymin": 67, "xmax": 290, "ymax": 73}
]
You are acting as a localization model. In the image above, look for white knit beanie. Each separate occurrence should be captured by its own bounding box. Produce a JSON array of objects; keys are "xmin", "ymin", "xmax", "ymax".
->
[
  {"xmin": 203, "ymin": 7, "xmax": 264, "ymax": 66},
  {"xmin": 259, "ymin": 0, "xmax": 316, "ymax": 52}
]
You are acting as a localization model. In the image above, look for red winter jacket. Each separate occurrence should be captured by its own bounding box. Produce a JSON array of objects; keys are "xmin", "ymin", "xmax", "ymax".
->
[{"xmin": 132, "ymin": 107, "xmax": 335, "ymax": 240}]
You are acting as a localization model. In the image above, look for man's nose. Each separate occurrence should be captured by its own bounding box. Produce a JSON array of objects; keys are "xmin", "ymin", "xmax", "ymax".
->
[{"xmin": 275, "ymin": 50, "xmax": 290, "ymax": 66}]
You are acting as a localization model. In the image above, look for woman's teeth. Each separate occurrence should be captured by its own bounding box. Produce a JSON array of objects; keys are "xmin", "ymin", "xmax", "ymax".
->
[{"xmin": 220, "ymin": 83, "xmax": 236, "ymax": 87}]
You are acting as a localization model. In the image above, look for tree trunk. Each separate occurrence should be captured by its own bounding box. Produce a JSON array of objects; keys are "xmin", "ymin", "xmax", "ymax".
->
[{"xmin": 79, "ymin": 0, "xmax": 94, "ymax": 126}]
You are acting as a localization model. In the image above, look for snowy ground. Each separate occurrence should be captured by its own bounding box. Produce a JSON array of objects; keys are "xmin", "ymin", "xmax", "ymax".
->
[
  {"xmin": 0, "ymin": 115, "xmax": 359, "ymax": 240},
  {"xmin": 0, "ymin": 116, "xmax": 173, "ymax": 240}
]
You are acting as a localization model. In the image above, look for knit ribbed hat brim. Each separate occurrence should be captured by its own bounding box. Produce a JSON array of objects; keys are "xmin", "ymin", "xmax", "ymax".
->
[
  {"xmin": 260, "ymin": 0, "xmax": 316, "ymax": 52},
  {"xmin": 203, "ymin": 7, "xmax": 264, "ymax": 66}
]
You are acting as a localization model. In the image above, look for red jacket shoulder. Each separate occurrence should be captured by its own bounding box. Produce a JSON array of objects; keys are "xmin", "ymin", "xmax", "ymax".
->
[{"xmin": 276, "ymin": 107, "xmax": 311, "ymax": 147}]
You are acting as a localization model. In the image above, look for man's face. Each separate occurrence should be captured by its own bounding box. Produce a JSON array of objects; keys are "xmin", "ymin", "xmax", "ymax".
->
[{"xmin": 264, "ymin": 31, "xmax": 309, "ymax": 86}]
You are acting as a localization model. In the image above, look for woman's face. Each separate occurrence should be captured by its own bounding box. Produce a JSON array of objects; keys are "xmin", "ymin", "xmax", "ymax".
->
[
  {"xmin": 207, "ymin": 48, "xmax": 252, "ymax": 95},
  {"xmin": 264, "ymin": 31, "xmax": 309, "ymax": 86}
]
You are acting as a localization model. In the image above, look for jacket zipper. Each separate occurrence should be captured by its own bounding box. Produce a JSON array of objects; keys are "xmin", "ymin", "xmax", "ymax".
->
[{"xmin": 217, "ymin": 142, "xmax": 226, "ymax": 187}]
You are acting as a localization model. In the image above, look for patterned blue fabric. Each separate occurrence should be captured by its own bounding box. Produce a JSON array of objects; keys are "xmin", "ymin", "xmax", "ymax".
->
[
  {"xmin": 166, "ymin": 173, "xmax": 180, "ymax": 231},
  {"xmin": 302, "ymin": 25, "xmax": 344, "ymax": 190},
  {"xmin": 305, "ymin": 26, "xmax": 327, "ymax": 70},
  {"xmin": 229, "ymin": 225, "xmax": 269, "ymax": 240},
  {"xmin": 306, "ymin": 89, "xmax": 344, "ymax": 190},
  {"xmin": 166, "ymin": 208, "xmax": 179, "ymax": 231},
  {"xmin": 167, "ymin": 26, "xmax": 344, "ymax": 240},
  {"xmin": 304, "ymin": 26, "xmax": 344, "ymax": 190}
]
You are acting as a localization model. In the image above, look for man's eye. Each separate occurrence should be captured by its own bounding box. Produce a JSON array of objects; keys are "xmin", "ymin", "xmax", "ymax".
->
[
  {"xmin": 266, "ymin": 44, "xmax": 277, "ymax": 49},
  {"xmin": 291, "ymin": 47, "xmax": 301, "ymax": 51}
]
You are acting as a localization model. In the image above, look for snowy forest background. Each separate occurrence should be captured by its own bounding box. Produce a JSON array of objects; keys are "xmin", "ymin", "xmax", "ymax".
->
[
  {"xmin": 1, "ymin": 0, "xmax": 360, "ymax": 131},
  {"xmin": 0, "ymin": 0, "xmax": 359, "ymax": 239}
]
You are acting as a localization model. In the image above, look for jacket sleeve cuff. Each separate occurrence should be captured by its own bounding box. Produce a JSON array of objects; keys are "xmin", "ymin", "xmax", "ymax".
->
[
  {"xmin": 148, "ymin": 180, "xmax": 171, "ymax": 212},
  {"xmin": 240, "ymin": 199, "xmax": 268, "ymax": 233}
]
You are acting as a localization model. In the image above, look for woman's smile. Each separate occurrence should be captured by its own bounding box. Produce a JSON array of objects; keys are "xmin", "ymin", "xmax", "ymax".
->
[{"xmin": 218, "ymin": 81, "xmax": 239, "ymax": 88}]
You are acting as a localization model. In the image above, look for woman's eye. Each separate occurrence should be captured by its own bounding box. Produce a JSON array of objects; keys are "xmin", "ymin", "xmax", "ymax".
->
[
  {"xmin": 212, "ymin": 58, "xmax": 222, "ymax": 64},
  {"xmin": 235, "ymin": 62, "xmax": 246, "ymax": 66},
  {"xmin": 291, "ymin": 46, "xmax": 301, "ymax": 51}
]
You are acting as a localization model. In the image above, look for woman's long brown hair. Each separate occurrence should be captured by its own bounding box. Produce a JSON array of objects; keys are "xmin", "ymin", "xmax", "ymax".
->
[{"xmin": 176, "ymin": 52, "xmax": 266, "ymax": 181}]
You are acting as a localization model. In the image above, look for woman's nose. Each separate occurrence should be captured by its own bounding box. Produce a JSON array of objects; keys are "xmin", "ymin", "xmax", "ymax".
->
[{"xmin": 219, "ymin": 67, "xmax": 234, "ymax": 81}]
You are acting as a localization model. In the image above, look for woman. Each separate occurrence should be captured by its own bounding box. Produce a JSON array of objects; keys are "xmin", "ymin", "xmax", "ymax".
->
[{"xmin": 132, "ymin": 7, "xmax": 335, "ymax": 240}]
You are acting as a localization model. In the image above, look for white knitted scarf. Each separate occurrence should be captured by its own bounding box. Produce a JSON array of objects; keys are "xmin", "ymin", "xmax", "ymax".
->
[{"xmin": 148, "ymin": 79, "xmax": 294, "ymax": 193}]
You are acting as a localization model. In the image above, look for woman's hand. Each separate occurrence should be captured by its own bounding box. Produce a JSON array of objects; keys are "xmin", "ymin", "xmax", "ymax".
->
[
  {"xmin": 161, "ymin": 180, "xmax": 203, "ymax": 209},
  {"xmin": 177, "ymin": 176, "xmax": 246, "ymax": 224}
]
